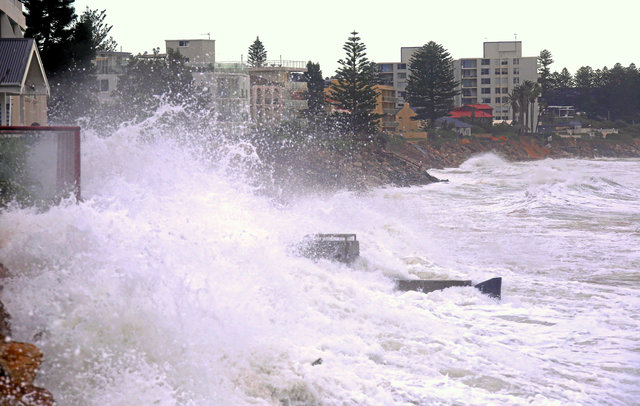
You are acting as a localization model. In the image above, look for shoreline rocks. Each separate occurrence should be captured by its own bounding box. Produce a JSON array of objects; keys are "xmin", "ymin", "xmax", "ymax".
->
[
  {"xmin": 259, "ymin": 136, "xmax": 640, "ymax": 196},
  {"xmin": 0, "ymin": 264, "xmax": 55, "ymax": 406}
]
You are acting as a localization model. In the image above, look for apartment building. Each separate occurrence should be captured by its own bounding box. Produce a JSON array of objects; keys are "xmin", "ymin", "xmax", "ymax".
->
[
  {"xmin": 453, "ymin": 41, "xmax": 538, "ymax": 121},
  {"xmin": 0, "ymin": 0, "xmax": 49, "ymax": 125},
  {"xmin": 196, "ymin": 63, "xmax": 250, "ymax": 124},
  {"xmin": 94, "ymin": 51, "xmax": 131, "ymax": 103},
  {"xmin": 374, "ymin": 85, "xmax": 399, "ymax": 133},
  {"xmin": 165, "ymin": 39, "xmax": 215, "ymax": 69},
  {"xmin": 248, "ymin": 61, "xmax": 307, "ymax": 125}
]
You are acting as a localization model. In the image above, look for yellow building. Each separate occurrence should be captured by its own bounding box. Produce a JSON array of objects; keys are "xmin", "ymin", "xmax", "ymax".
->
[
  {"xmin": 395, "ymin": 103, "xmax": 427, "ymax": 142},
  {"xmin": 373, "ymin": 85, "xmax": 399, "ymax": 133},
  {"xmin": 325, "ymin": 82, "xmax": 403, "ymax": 133}
]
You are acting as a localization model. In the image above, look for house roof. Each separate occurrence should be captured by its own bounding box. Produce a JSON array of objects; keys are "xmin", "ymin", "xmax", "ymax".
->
[
  {"xmin": 449, "ymin": 110, "xmax": 493, "ymax": 119},
  {"xmin": 436, "ymin": 116, "xmax": 473, "ymax": 128},
  {"xmin": 461, "ymin": 104, "xmax": 493, "ymax": 111},
  {"xmin": 449, "ymin": 103, "xmax": 494, "ymax": 118},
  {"xmin": 0, "ymin": 38, "xmax": 49, "ymax": 95}
]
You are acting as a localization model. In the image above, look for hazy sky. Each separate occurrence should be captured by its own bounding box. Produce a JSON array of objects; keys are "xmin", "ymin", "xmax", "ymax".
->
[{"xmin": 73, "ymin": 0, "xmax": 639, "ymax": 76}]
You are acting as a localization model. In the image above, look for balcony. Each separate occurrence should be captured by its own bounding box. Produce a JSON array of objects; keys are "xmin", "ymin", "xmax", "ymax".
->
[{"xmin": 461, "ymin": 69, "xmax": 477, "ymax": 78}]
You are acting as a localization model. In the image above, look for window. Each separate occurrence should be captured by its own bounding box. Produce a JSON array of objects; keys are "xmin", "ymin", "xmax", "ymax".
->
[
  {"xmin": 495, "ymin": 68, "xmax": 501, "ymax": 75},
  {"xmin": 513, "ymin": 58, "xmax": 519, "ymax": 65},
  {"xmin": 481, "ymin": 88, "xmax": 491, "ymax": 94},
  {"xmin": 178, "ymin": 40, "xmax": 189, "ymax": 47},
  {"xmin": 513, "ymin": 77, "xmax": 520, "ymax": 84},
  {"xmin": 513, "ymin": 67, "xmax": 519, "ymax": 75},
  {"xmin": 481, "ymin": 59, "xmax": 490, "ymax": 65},
  {"xmin": 501, "ymin": 59, "xmax": 508, "ymax": 65},
  {"xmin": 397, "ymin": 72, "xmax": 406, "ymax": 79},
  {"xmin": 495, "ymin": 97, "xmax": 501, "ymax": 103},
  {"xmin": 502, "ymin": 87, "xmax": 509, "ymax": 94},
  {"xmin": 481, "ymin": 78, "xmax": 491, "ymax": 84},
  {"xmin": 100, "ymin": 79, "xmax": 109, "ymax": 92},
  {"xmin": 501, "ymin": 77, "xmax": 508, "ymax": 85},
  {"xmin": 502, "ymin": 100, "xmax": 509, "ymax": 106},
  {"xmin": 501, "ymin": 68, "xmax": 508, "ymax": 75},
  {"xmin": 495, "ymin": 88, "xmax": 501, "ymax": 94},
  {"xmin": 481, "ymin": 68, "xmax": 490, "ymax": 75},
  {"xmin": 396, "ymin": 63, "xmax": 406, "ymax": 70},
  {"xmin": 461, "ymin": 59, "xmax": 476, "ymax": 68},
  {"xmin": 379, "ymin": 64, "xmax": 393, "ymax": 72},
  {"xmin": 482, "ymin": 97, "xmax": 491, "ymax": 103},
  {"xmin": 462, "ymin": 79, "xmax": 477, "ymax": 87},
  {"xmin": 494, "ymin": 59, "xmax": 500, "ymax": 66}
]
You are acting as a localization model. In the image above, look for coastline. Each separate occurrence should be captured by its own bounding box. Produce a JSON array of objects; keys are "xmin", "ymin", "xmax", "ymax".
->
[{"xmin": 260, "ymin": 136, "xmax": 640, "ymax": 195}]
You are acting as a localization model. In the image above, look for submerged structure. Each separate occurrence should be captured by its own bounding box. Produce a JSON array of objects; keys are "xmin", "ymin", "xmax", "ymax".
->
[
  {"xmin": 396, "ymin": 277, "xmax": 502, "ymax": 299},
  {"xmin": 297, "ymin": 234, "xmax": 360, "ymax": 263}
]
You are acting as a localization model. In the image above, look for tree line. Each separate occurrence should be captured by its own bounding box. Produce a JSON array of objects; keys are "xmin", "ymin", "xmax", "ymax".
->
[{"xmin": 537, "ymin": 49, "xmax": 640, "ymax": 123}]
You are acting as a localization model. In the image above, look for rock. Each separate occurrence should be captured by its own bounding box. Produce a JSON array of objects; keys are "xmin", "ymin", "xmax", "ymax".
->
[
  {"xmin": 0, "ymin": 376, "xmax": 55, "ymax": 406},
  {"xmin": 0, "ymin": 301, "xmax": 10, "ymax": 339},
  {"xmin": 0, "ymin": 342, "xmax": 43, "ymax": 385}
]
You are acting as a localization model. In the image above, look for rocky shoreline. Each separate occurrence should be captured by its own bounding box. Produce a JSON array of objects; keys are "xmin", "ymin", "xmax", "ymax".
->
[
  {"xmin": 0, "ymin": 264, "xmax": 54, "ymax": 406},
  {"xmin": 262, "ymin": 136, "xmax": 640, "ymax": 195}
]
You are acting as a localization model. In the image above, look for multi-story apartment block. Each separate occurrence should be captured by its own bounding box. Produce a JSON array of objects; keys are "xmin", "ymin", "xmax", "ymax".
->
[
  {"xmin": 453, "ymin": 41, "xmax": 538, "ymax": 122},
  {"xmin": 248, "ymin": 61, "xmax": 307, "ymax": 125},
  {"xmin": 165, "ymin": 39, "xmax": 215, "ymax": 69},
  {"xmin": 374, "ymin": 85, "xmax": 399, "ymax": 133},
  {"xmin": 94, "ymin": 51, "xmax": 131, "ymax": 103},
  {"xmin": 196, "ymin": 62, "xmax": 251, "ymax": 124},
  {"xmin": 0, "ymin": 0, "xmax": 49, "ymax": 125}
]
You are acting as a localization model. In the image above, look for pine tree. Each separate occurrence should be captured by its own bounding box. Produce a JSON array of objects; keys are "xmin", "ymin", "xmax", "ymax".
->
[
  {"xmin": 23, "ymin": 0, "xmax": 76, "ymax": 75},
  {"xmin": 329, "ymin": 31, "xmax": 380, "ymax": 137},
  {"xmin": 405, "ymin": 41, "xmax": 459, "ymax": 127},
  {"xmin": 537, "ymin": 49, "xmax": 554, "ymax": 95},
  {"xmin": 247, "ymin": 37, "xmax": 267, "ymax": 67},
  {"xmin": 303, "ymin": 61, "xmax": 325, "ymax": 115}
]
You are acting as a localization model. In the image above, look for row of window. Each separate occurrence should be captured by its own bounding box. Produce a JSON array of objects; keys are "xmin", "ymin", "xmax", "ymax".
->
[
  {"xmin": 476, "ymin": 58, "xmax": 519, "ymax": 66},
  {"xmin": 379, "ymin": 63, "xmax": 407, "ymax": 72}
]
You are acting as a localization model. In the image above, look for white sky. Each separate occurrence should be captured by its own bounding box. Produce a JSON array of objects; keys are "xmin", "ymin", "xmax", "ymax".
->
[{"xmin": 73, "ymin": 0, "xmax": 639, "ymax": 77}]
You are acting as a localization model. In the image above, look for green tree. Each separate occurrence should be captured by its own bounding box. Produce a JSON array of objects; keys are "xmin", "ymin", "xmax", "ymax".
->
[
  {"xmin": 47, "ymin": 7, "xmax": 118, "ymax": 122},
  {"xmin": 108, "ymin": 48, "xmax": 211, "ymax": 128},
  {"xmin": 405, "ymin": 41, "xmax": 459, "ymax": 127},
  {"xmin": 537, "ymin": 49, "xmax": 554, "ymax": 95},
  {"xmin": 508, "ymin": 80, "xmax": 539, "ymax": 135},
  {"xmin": 23, "ymin": 0, "xmax": 76, "ymax": 75},
  {"xmin": 527, "ymin": 81, "xmax": 542, "ymax": 132},
  {"xmin": 77, "ymin": 8, "xmax": 117, "ymax": 53},
  {"xmin": 551, "ymin": 67, "xmax": 574, "ymax": 88},
  {"xmin": 247, "ymin": 36, "xmax": 267, "ymax": 67},
  {"xmin": 303, "ymin": 61, "xmax": 326, "ymax": 116},
  {"xmin": 329, "ymin": 31, "xmax": 380, "ymax": 137},
  {"xmin": 574, "ymin": 66, "xmax": 595, "ymax": 88}
]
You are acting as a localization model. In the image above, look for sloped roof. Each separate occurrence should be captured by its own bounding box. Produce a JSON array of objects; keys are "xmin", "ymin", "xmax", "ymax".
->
[
  {"xmin": 0, "ymin": 38, "xmax": 49, "ymax": 95},
  {"xmin": 436, "ymin": 116, "xmax": 473, "ymax": 128},
  {"xmin": 0, "ymin": 38, "xmax": 34, "ymax": 85},
  {"xmin": 450, "ymin": 110, "xmax": 493, "ymax": 119},
  {"xmin": 458, "ymin": 104, "xmax": 493, "ymax": 111}
]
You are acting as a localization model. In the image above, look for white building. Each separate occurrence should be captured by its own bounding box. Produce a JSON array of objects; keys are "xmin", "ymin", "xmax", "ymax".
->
[{"xmin": 453, "ymin": 41, "xmax": 538, "ymax": 122}]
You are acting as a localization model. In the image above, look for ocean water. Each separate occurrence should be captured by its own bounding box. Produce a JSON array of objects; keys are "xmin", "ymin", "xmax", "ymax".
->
[{"xmin": 1, "ymin": 125, "xmax": 639, "ymax": 405}]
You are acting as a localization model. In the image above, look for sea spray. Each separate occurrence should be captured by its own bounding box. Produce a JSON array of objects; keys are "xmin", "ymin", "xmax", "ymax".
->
[{"xmin": 1, "ymin": 119, "xmax": 639, "ymax": 404}]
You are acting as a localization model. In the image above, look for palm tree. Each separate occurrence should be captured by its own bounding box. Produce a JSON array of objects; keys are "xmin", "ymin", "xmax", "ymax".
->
[
  {"xmin": 527, "ymin": 81, "xmax": 542, "ymax": 133},
  {"xmin": 508, "ymin": 85, "xmax": 527, "ymax": 135},
  {"xmin": 509, "ymin": 81, "xmax": 540, "ymax": 135}
]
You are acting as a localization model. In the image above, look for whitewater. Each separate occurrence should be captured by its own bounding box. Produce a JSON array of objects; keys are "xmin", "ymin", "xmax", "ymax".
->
[{"xmin": 1, "ymin": 124, "xmax": 639, "ymax": 405}]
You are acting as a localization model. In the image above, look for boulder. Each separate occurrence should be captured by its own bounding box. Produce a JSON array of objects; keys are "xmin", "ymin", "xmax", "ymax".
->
[
  {"xmin": 0, "ymin": 376, "xmax": 54, "ymax": 406},
  {"xmin": 0, "ymin": 342, "xmax": 43, "ymax": 385}
]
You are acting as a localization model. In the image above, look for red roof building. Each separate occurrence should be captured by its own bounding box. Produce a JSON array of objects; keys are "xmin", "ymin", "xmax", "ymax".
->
[{"xmin": 449, "ymin": 104, "xmax": 493, "ymax": 119}]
